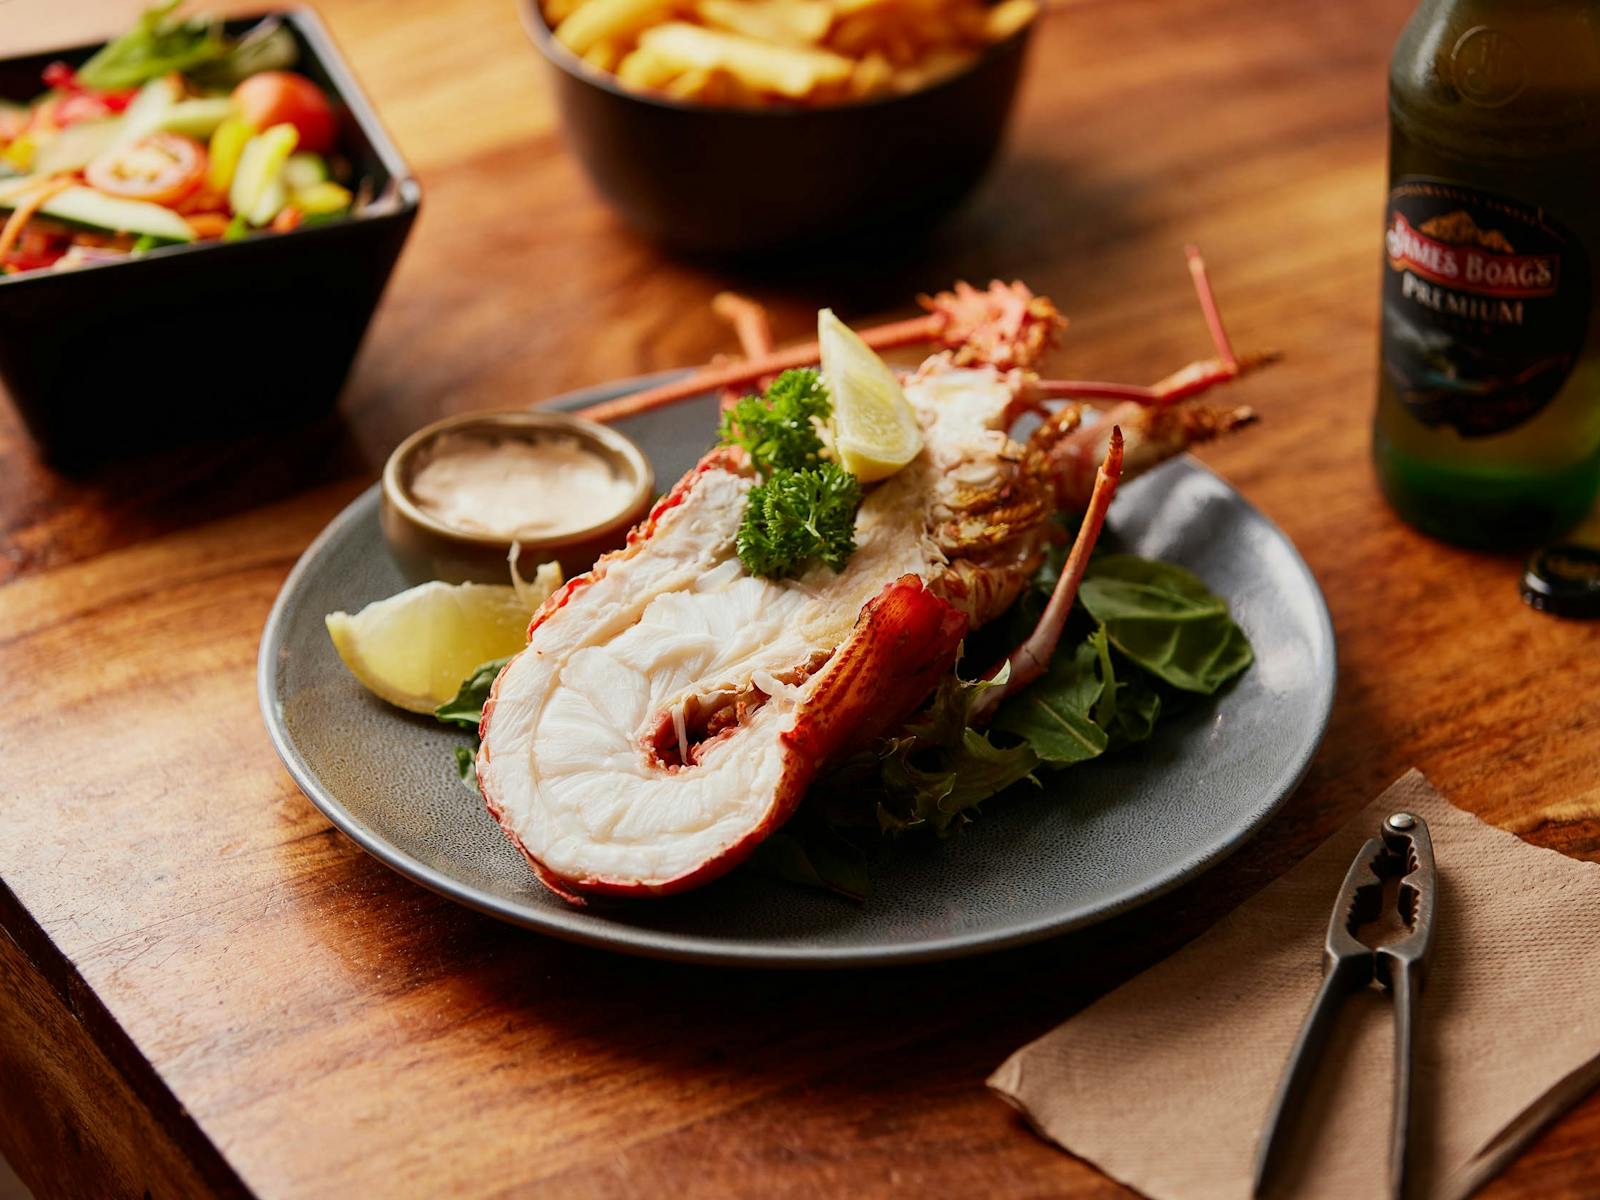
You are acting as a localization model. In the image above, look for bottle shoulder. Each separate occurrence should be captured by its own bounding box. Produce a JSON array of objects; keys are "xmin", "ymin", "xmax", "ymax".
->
[{"xmin": 1390, "ymin": 0, "xmax": 1600, "ymax": 154}]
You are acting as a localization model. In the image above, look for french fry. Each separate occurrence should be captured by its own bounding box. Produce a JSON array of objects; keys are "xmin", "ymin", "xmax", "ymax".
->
[
  {"xmin": 663, "ymin": 67, "xmax": 716, "ymax": 98},
  {"xmin": 879, "ymin": 23, "xmax": 916, "ymax": 66},
  {"xmin": 542, "ymin": 0, "xmax": 1037, "ymax": 106},
  {"xmin": 718, "ymin": 69, "xmax": 767, "ymax": 106},
  {"xmin": 891, "ymin": 46, "xmax": 973, "ymax": 93},
  {"xmin": 615, "ymin": 46, "xmax": 681, "ymax": 89},
  {"xmin": 695, "ymin": 0, "xmax": 833, "ymax": 46},
  {"xmin": 583, "ymin": 38, "xmax": 624, "ymax": 73},
  {"xmin": 849, "ymin": 50, "xmax": 893, "ymax": 97},
  {"xmin": 639, "ymin": 22, "xmax": 853, "ymax": 98},
  {"xmin": 555, "ymin": 0, "xmax": 672, "ymax": 56},
  {"xmin": 828, "ymin": 0, "xmax": 891, "ymax": 15},
  {"xmin": 543, "ymin": 0, "xmax": 588, "ymax": 24},
  {"xmin": 827, "ymin": 10, "xmax": 882, "ymax": 57},
  {"xmin": 983, "ymin": 0, "xmax": 1039, "ymax": 42}
]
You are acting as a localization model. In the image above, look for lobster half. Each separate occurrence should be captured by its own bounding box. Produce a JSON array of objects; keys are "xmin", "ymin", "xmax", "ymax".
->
[{"xmin": 479, "ymin": 253, "xmax": 1269, "ymax": 901}]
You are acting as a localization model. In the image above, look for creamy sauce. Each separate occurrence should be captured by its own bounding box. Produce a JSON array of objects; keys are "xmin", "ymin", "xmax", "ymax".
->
[{"xmin": 411, "ymin": 432, "xmax": 634, "ymax": 539}]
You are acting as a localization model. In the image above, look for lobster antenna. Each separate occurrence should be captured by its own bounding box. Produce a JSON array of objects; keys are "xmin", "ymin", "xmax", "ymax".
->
[{"xmin": 1185, "ymin": 244, "xmax": 1238, "ymax": 370}]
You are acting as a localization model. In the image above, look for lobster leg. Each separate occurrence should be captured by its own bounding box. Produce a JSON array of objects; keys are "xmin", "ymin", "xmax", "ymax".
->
[
  {"xmin": 713, "ymin": 292, "xmax": 774, "ymax": 359},
  {"xmin": 576, "ymin": 280, "xmax": 1066, "ymax": 424},
  {"xmin": 1048, "ymin": 400, "xmax": 1257, "ymax": 513},
  {"xmin": 1035, "ymin": 246, "xmax": 1277, "ymax": 407},
  {"xmin": 973, "ymin": 427, "xmax": 1124, "ymax": 721},
  {"xmin": 712, "ymin": 292, "xmax": 777, "ymax": 411}
]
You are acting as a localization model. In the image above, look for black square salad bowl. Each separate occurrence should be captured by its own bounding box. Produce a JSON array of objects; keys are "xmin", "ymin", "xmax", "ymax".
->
[{"xmin": 0, "ymin": 6, "xmax": 420, "ymax": 464}]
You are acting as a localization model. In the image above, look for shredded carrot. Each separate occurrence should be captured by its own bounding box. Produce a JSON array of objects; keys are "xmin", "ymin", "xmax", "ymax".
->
[
  {"xmin": 186, "ymin": 212, "xmax": 231, "ymax": 239},
  {"xmin": 0, "ymin": 174, "xmax": 50, "ymax": 205},
  {"xmin": 177, "ymin": 183, "xmax": 227, "ymax": 214},
  {"xmin": 271, "ymin": 207, "xmax": 303, "ymax": 233},
  {"xmin": 0, "ymin": 177, "xmax": 73, "ymax": 265}
]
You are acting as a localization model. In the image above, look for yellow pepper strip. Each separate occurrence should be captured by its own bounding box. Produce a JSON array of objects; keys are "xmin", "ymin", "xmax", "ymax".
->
[
  {"xmin": 206, "ymin": 116, "xmax": 254, "ymax": 194},
  {"xmin": 291, "ymin": 180, "xmax": 352, "ymax": 216}
]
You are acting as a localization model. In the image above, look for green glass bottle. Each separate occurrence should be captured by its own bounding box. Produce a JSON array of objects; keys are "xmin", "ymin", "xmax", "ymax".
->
[{"xmin": 1374, "ymin": 0, "xmax": 1600, "ymax": 547}]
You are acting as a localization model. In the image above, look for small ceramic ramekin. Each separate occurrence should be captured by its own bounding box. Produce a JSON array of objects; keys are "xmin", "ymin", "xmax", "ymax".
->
[{"xmin": 380, "ymin": 410, "xmax": 654, "ymax": 585}]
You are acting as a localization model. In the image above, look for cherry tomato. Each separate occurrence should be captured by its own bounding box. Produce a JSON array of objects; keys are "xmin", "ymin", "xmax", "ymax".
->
[
  {"xmin": 85, "ymin": 133, "xmax": 208, "ymax": 206},
  {"xmin": 230, "ymin": 72, "xmax": 336, "ymax": 155}
]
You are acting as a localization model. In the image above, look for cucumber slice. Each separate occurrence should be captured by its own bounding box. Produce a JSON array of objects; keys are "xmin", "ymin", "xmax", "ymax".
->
[
  {"xmin": 116, "ymin": 76, "xmax": 184, "ymax": 146},
  {"xmin": 155, "ymin": 98, "xmax": 235, "ymax": 141},
  {"xmin": 2, "ymin": 185, "xmax": 196, "ymax": 242},
  {"xmin": 30, "ymin": 117, "xmax": 123, "ymax": 175}
]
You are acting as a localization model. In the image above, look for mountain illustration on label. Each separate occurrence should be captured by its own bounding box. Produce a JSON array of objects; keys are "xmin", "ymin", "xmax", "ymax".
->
[
  {"xmin": 1382, "ymin": 180, "xmax": 1589, "ymax": 438},
  {"xmin": 1417, "ymin": 210, "xmax": 1514, "ymax": 253}
]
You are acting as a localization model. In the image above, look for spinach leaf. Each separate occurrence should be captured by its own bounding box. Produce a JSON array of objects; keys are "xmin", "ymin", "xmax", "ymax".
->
[
  {"xmin": 1079, "ymin": 555, "xmax": 1253, "ymax": 694},
  {"xmin": 991, "ymin": 631, "xmax": 1110, "ymax": 765},
  {"xmin": 434, "ymin": 657, "xmax": 510, "ymax": 731}
]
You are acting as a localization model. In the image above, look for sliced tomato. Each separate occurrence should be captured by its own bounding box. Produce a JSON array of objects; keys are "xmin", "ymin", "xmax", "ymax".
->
[
  {"xmin": 40, "ymin": 62, "xmax": 137, "ymax": 119},
  {"xmin": 85, "ymin": 132, "xmax": 207, "ymax": 206},
  {"xmin": 55, "ymin": 92, "xmax": 116, "ymax": 126},
  {"xmin": 231, "ymin": 72, "xmax": 337, "ymax": 155}
]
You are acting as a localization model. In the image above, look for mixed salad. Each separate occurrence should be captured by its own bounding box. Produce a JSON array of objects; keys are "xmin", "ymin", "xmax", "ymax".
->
[{"xmin": 0, "ymin": 3, "xmax": 363, "ymax": 277}]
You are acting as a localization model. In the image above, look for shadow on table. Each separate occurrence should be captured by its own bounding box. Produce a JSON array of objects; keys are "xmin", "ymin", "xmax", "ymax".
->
[
  {"xmin": 0, "ymin": 404, "xmax": 368, "ymax": 583},
  {"xmin": 693, "ymin": 151, "xmax": 1154, "ymax": 322}
]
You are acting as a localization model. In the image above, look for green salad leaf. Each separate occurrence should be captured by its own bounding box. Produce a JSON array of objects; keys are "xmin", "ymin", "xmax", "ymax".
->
[
  {"xmin": 991, "ymin": 629, "xmax": 1110, "ymax": 765},
  {"xmin": 1078, "ymin": 555, "xmax": 1254, "ymax": 694},
  {"xmin": 748, "ymin": 816, "xmax": 871, "ymax": 903},
  {"xmin": 435, "ymin": 656, "xmax": 510, "ymax": 794},
  {"xmin": 1104, "ymin": 672, "xmax": 1161, "ymax": 749},
  {"xmin": 434, "ymin": 656, "xmax": 509, "ymax": 731},
  {"xmin": 452, "ymin": 746, "xmax": 479, "ymax": 795},
  {"xmin": 873, "ymin": 668, "xmax": 1039, "ymax": 837},
  {"xmin": 76, "ymin": 5, "xmax": 298, "ymax": 91},
  {"xmin": 77, "ymin": 1, "xmax": 228, "ymax": 89}
]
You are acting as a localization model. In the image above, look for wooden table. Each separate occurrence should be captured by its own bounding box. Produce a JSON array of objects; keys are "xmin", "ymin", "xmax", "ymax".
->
[{"xmin": 3, "ymin": 0, "xmax": 1598, "ymax": 1195}]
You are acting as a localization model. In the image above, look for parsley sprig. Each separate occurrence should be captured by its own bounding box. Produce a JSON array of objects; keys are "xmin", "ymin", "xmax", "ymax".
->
[
  {"xmin": 719, "ymin": 368, "xmax": 831, "ymax": 475},
  {"xmin": 737, "ymin": 462, "xmax": 862, "ymax": 578},
  {"xmin": 719, "ymin": 369, "xmax": 862, "ymax": 579}
]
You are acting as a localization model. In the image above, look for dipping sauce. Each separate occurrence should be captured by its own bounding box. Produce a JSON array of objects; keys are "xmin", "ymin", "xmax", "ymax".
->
[{"xmin": 410, "ymin": 432, "xmax": 636, "ymax": 539}]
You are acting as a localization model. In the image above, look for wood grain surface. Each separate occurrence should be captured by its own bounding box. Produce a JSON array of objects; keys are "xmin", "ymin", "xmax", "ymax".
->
[{"xmin": 3, "ymin": 0, "xmax": 1600, "ymax": 1196}]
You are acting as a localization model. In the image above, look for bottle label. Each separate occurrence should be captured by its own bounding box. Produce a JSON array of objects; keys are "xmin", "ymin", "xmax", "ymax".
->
[{"xmin": 1382, "ymin": 178, "xmax": 1590, "ymax": 437}]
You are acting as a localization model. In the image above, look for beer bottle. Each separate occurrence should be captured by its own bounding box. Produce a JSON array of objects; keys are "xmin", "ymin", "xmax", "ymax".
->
[{"xmin": 1373, "ymin": 0, "xmax": 1600, "ymax": 547}]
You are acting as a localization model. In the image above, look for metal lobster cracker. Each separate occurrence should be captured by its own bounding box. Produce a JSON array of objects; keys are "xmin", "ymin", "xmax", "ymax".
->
[{"xmin": 1253, "ymin": 811, "xmax": 1439, "ymax": 1200}]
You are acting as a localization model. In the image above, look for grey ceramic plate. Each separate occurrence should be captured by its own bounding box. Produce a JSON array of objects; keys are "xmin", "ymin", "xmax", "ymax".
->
[{"xmin": 259, "ymin": 374, "xmax": 1336, "ymax": 968}]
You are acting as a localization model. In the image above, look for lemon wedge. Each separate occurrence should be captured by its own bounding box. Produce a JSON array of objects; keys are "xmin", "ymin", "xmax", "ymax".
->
[
  {"xmin": 326, "ymin": 581, "xmax": 540, "ymax": 714},
  {"xmin": 818, "ymin": 307, "xmax": 923, "ymax": 483}
]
